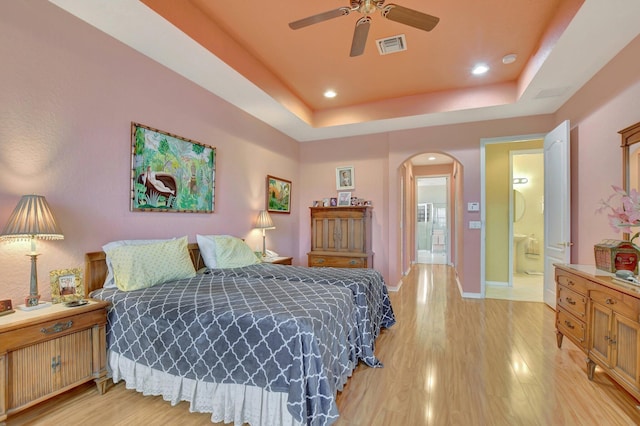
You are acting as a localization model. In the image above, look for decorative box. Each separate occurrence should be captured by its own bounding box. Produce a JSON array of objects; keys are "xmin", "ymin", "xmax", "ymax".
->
[{"xmin": 594, "ymin": 239, "xmax": 639, "ymax": 273}]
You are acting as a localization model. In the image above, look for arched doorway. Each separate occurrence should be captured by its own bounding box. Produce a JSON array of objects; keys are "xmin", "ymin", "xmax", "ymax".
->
[{"xmin": 399, "ymin": 152, "xmax": 462, "ymax": 273}]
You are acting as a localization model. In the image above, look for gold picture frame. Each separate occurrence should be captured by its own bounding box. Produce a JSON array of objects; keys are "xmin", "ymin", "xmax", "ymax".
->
[
  {"xmin": 50, "ymin": 268, "xmax": 84, "ymax": 303},
  {"xmin": 131, "ymin": 122, "xmax": 216, "ymax": 213},
  {"xmin": 266, "ymin": 175, "xmax": 292, "ymax": 214}
]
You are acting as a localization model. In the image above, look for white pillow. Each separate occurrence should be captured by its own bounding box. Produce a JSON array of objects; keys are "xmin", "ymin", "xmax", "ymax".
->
[
  {"xmin": 196, "ymin": 234, "xmax": 232, "ymax": 269},
  {"xmin": 102, "ymin": 238, "xmax": 175, "ymax": 288},
  {"xmin": 214, "ymin": 236, "xmax": 262, "ymax": 268},
  {"xmin": 105, "ymin": 236, "xmax": 196, "ymax": 292}
]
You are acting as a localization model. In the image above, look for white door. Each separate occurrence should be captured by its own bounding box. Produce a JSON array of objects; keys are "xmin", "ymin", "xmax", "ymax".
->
[{"xmin": 543, "ymin": 120, "xmax": 571, "ymax": 308}]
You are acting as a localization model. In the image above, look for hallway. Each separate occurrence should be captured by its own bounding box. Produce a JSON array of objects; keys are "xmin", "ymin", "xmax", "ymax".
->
[{"xmin": 416, "ymin": 249, "xmax": 447, "ymax": 265}]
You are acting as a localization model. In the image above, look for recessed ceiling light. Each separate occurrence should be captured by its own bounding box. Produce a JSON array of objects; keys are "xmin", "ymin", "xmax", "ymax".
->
[
  {"xmin": 324, "ymin": 90, "xmax": 337, "ymax": 98},
  {"xmin": 471, "ymin": 64, "xmax": 489, "ymax": 75},
  {"xmin": 502, "ymin": 53, "xmax": 517, "ymax": 64}
]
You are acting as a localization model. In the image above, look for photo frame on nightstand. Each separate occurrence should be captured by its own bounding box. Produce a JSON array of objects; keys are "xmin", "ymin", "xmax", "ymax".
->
[{"xmin": 50, "ymin": 268, "xmax": 84, "ymax": 303}]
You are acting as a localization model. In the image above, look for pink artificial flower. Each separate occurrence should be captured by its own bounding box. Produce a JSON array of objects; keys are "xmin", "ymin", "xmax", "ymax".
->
[{"xmin": 598, "ymin": 185, "xmax": 640, "ymax": 235}]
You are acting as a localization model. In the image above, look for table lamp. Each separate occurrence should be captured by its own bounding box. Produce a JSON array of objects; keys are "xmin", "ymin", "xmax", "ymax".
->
[
  {"xmin": 1, "ymin": 195, "xmax": 64, "ymax": 308},
  {"xmin": 255, "ymin": 210, "xmax": 275, "ymax": 257}
]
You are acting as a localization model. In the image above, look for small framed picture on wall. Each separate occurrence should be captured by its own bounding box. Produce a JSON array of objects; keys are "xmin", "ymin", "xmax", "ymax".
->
[
  {"xmin": 336, "ymin": 166, "xmax": 355, "ymax": 190},
  {"xmin": 266, "ymin": 175, "xmax": 292, "ymax": 214}
]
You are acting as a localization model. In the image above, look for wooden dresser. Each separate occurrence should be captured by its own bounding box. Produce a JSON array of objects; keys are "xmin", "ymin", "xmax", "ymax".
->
[
  {"xmin": 555, "ymin": 264, "xmax": 640, "ymax": 401},
  {"xmin": 0, "ymin": 300, "xmax": 109, "ymax": 422},
  {"xmin": 308, "ymin": 206, "xmax": 373, "ymax": 268}
]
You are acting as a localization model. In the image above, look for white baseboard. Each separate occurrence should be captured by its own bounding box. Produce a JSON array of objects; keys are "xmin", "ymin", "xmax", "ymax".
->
[
  {"xmin": 387, "ymin": 283, "xmax": 401, "ymax": 292},
  {"xmin": 457, "ymin": 274, "xmax": 482, "ymax": 299}
]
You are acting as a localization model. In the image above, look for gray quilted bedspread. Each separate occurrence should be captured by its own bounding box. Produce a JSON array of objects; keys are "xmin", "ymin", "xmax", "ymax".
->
[
  {"xmin": 91, "ymin": 274, "xmax": 360, "ymax": 426},
  {"xmin": 208, "ymin": 264, "xmax": 396, "ymax": 367}
]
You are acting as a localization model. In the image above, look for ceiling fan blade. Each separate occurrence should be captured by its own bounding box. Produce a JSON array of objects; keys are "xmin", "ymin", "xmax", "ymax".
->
[
  {"xmin": 350, "ymin": 16, "xmax": 371, "ymax": 57},
  {"xmin": 381, "ymin": 4, "xmax": 439, "ymax": 31},
  {"xmin": 289, "ymin": 7, "xmax": 351, "ymax": 29}
]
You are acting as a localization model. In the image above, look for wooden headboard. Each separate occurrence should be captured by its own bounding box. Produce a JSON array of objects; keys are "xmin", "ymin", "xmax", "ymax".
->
[{"xmin": 84, "ymin": 242, "xmax": 204, "ymax": 296}]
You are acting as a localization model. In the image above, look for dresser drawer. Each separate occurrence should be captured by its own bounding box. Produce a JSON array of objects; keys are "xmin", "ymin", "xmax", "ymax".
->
[
  {"xmin": 591, "ymin": 287, "xmax": 640, "ymax": 320},
  {"xmin": 308, "ymin": 254, "xmax": 368, "ymax": 268},
  {"xmin": 558, "ymin": 286, "xmax": 588, "ymax": 319},
  {"xmin": 557, "ymin": 308, "xmax": 587, "ymax": 349},
  {"xmin": 556, "ymin": 270, "xmax": 588, "ymax": 296},
  {"xmin": 0, "ymin": 309, "xmax": 107, "ymax": 353}
]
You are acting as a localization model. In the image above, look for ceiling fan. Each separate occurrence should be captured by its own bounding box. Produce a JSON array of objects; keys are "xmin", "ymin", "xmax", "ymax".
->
[{"xmin": 288, "ymin": 0, "xmax": 440, "ymax": 57}]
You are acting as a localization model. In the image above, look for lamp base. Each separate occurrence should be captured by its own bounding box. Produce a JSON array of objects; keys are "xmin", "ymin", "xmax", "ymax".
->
[
  {"xmin": 17, "ymin": 301, "xmax": 51, "ymax": 311},
  {"xmin": 25, "ymin": 294, "xmax": 41, "ymax": 307}
]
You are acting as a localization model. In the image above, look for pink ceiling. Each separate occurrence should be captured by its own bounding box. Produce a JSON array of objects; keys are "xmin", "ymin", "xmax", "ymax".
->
[{"xmin": 141, "ymin": 0, "xmax": 581, "ymax": 128}]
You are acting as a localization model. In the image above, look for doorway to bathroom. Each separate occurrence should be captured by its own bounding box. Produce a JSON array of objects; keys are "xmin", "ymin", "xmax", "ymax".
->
[
  {"xmin": 509, "ymin": 149, "xmax": 544, "ymax": 301},
  {"xmin": 483, "ymin": 138, "xmax": 544, "ymax": 302},
  {"xmin": 416, "ymin": 176, "xmax": 449, "ymax": 264}
]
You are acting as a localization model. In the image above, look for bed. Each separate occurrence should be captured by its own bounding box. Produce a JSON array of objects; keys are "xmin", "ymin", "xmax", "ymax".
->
[
  {"xmin": 85, "ymin": 237, "xmax": 395, "ymax": 426},
  {"xmin": 206, "ymin": 263, "xmax": 395, "ymax": 367}
]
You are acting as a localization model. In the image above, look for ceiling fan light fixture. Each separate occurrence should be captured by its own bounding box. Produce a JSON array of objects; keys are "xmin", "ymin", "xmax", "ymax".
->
[
  {"xmin": 289, "ymin": 1, "xmax": 440, "ymax": 57},
  {"xmin": 472, "ymin": 63, "xmax": 489, "ymax": 75}
]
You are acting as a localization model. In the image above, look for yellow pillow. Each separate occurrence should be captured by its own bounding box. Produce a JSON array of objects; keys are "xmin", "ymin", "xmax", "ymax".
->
[
  {"xmin": 106, "ymin": 236, "xmax": 196, "ymax": 291},
  {"xmin": 214, "ymin": 236, "xmax": 262, "ymax": 268}
]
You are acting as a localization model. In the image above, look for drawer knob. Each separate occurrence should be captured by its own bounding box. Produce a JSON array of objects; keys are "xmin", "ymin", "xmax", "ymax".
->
[
  {"xmin": 565, "ymin": 297, "xmax": 576, "ymax": 305},
  {"xmin": 316, "ymin": 258, "xmax": 325, "ymax": 264},
  {"xmin": 568, "ymin": 280, "xmax": 574, "ymax": 286},
  {"xmin": 349, "ymin": 259, "xmax": 358, "ymax": 265},
  {"xmin": 564, "ymin": 320, "xmax": 575, "ymax": 329},
  {"xmin": 41, "ymin": 320, "xmax": 73, "ymax": 335},
  {"xmin": 605, "ymin": 298, "xmax": 616, "ymax": 305}
]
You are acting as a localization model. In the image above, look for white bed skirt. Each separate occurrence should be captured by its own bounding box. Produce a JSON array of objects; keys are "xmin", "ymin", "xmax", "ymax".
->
[{"xmin": 107, "ymin": 350, "xmax": 302, "ymax": 426}]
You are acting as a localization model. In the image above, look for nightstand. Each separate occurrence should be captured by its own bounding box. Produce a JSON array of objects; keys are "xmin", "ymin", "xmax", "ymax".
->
[
  {"xmin": 262, "ymin": 256, "xmax": 293, "ymax": 265},
  {"xmin": 0, "ymin": 300, "xmax": 109, "ymax": 422}
]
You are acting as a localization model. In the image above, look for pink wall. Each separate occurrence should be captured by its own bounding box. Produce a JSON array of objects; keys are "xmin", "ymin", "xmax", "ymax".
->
[
  {"xmin": 556, "ymin": 35, "xmax": 640, "ymax": 264},
  {"xmin": 298, "ymin": 134, "xmax": 389, "ymax": 278},
  {"xmin": 0, "ymin": 2, "xmax": 299, "ymax": 306}
]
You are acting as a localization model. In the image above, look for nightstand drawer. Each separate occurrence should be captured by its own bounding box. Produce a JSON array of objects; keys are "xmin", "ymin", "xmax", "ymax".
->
[
  {"xmin": 0, "ymin": 301, "xmax": 110, "ymax": 422},
  {"xmin": 0, "ymin": 308, "xmax": 106, "ymax": 353},
  {"xmin": 262, "ymin": 256, "xmax": 293, "ymax": 265}
]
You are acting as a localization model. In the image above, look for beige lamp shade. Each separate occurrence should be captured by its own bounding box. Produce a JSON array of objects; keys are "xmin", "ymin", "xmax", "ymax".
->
[
  {"xmin": 1, "ymin": 195, "xmax": 64, "ymax": 241},
  {"xmin": 1, "ymin": 194, "xmax": 64, "ymax": 308},
  {"xmin": 255, "ymin": 210, "xmax": 275, "ymax": 257},
  {"xmin": 255, "ymin": 210, "xmax": 275, "ymax": 230}
]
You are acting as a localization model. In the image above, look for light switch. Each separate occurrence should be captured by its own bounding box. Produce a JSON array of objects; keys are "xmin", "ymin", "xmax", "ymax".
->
[
  {"xmin": 469, "ymin": 221, "xmax": 482, "ymax": 229},
  {"xmin": 467, "ymin": 202, "xmax": 480, "ymax": 212}
]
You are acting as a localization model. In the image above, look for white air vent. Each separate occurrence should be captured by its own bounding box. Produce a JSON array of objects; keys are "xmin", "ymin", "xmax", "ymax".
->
[{"xmin": 376, "ymin": 34, "xmax": 407, "ymax": 55}]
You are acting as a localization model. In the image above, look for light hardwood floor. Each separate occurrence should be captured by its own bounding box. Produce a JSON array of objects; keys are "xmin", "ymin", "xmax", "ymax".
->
[{"xmin": 8, "ymin": 264, "xmax": 640, "ymax": 425}]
